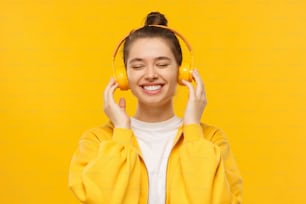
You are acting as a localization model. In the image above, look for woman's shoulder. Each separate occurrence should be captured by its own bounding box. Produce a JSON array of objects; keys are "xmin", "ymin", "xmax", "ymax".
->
[
  {"xmin": 80, "ymin": 121, "xmax": 114, "ymax": 142},
  {"xmin": 200, "ymin": 122, "xmax": 229, "ymax": 144}
]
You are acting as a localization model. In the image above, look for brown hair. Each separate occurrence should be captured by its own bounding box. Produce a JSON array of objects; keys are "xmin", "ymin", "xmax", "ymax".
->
[{"xmin": 123, "ymin": 12, "xmax": 182, "ymax": 67}]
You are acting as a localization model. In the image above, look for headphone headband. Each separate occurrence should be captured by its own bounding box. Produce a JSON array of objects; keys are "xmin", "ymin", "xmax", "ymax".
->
[
  {"xmin": 147, "ymin": 25, "xmax": 193, "ymax": 52},
  {"xmin": 112, "ymin": 25, "xmax": 193, "ymax": 60}
]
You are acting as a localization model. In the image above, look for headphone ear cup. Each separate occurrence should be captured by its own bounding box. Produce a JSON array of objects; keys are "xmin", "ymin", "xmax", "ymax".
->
[
  {"xmin": 114, "ymin": 65, "xmax": 129, "ymax": 90},
  {"xmin": 178, "ymin": 63, "xmax": 193, "ymax": 85}
]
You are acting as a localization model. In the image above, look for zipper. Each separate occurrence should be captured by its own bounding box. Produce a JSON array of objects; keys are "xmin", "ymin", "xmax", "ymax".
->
[
  {"xmin": 138, "ymin": 156, "xmax": 149, "ymax": 204},
  {"xmin": 131, "ymin": 135, "xmax": 149, "ymax": 204},
  {"xmin": 165, "ymin": 127, "xmax": 183, "ymax": 203}
]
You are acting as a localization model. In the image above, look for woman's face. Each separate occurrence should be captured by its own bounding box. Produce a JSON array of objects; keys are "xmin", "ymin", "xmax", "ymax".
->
[{"xmin": 126, "ymin": 37, "xmax": 179, "ymax": 107}]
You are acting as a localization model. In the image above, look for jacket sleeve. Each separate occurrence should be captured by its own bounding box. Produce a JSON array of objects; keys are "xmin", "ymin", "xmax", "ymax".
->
[
  {"xmin": 203, "ymin": 124, "xmax": 243, "ymax": 204},
  {"xmin": 68, "ymin": 126, "xmax": 142, "ymax": 204}
]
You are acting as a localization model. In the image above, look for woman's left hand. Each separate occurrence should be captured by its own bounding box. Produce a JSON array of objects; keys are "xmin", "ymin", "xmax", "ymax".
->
[{"xmin": 181, "ymin": 69, "xmax": 207, "ymax": 125}]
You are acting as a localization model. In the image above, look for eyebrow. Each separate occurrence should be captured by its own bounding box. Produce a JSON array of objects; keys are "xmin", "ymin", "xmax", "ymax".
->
[
  {"xmin": 128, "ymin": 58, "xmax": 143, "ymax": 64},
  {"xmin": 128, "ymin": 56, "xmax": 171, "ymax": 64}
]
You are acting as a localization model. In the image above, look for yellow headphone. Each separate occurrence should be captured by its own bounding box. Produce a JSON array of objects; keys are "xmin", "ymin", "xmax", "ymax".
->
[{"xmin": 112, "ymin": 25, "xmax": 194, "ymax": 90}]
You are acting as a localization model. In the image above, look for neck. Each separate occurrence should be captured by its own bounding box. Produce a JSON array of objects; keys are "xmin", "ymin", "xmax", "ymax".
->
[{"xmin": 134, "ymin": 101, "xmax": 175, "ymax": 122}]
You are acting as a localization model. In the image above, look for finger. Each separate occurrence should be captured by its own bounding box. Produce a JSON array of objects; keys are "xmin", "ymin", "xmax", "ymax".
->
[
  {"xmin": 192, "ymin": 69, "xmax": 204, "ymax": 89},
  {"xmin": 181, "ymin": 79, "xmax": 195, "ymax": 98},
  {"xmin": 107, "ymin": 82, "xmax": 119, "ymax": 102},
  {"xmin": 192, "ymin": 69, "xmax": 205, "ymax": 97},
  {"xmin": 104, "ymin": 78, "xmax": 118, "ymax": 106},
  {"xmin": 118, "ymin": 97, "xmax": 126, "ymax": 110},
  {"xmin": 104, "ymin": 78, "xmax": 115, "ymax": 100}
]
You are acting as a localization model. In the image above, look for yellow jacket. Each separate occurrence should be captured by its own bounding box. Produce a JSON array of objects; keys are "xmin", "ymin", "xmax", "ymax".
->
[{"xmin": 69, "ymin": 122, "xmax": 243, "ymax": 204}]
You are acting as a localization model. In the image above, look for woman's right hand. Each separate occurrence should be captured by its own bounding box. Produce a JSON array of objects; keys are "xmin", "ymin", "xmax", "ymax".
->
[{"xmin": 103, "ymin": 78, "xmax": 130, "ymax": 129}]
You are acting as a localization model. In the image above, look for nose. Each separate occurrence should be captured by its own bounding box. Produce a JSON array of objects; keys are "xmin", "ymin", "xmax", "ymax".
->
[{"xmin": 144, "ymin": 65, "xmax": 158, "ymax": 80}]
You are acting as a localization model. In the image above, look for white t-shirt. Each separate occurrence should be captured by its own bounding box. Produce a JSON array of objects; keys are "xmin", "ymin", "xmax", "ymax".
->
[{"xmin": 131, "ymin": 116, "xmax": 183, "ymax": 204}]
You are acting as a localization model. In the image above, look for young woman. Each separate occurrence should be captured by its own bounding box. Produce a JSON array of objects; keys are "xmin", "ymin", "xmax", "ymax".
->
[{"xmin": 69, "ymin": 12, "xmax": 243, "ymax": 204}]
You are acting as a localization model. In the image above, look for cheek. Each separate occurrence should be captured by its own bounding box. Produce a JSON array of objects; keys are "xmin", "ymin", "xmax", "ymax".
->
[
  {"xmin": 126, "ymin": 69, "xmax": 133, "ymax": 82},
  {"xmin": 126, "ymin": 70, "xmax": 139, "ymax": 85},
  {"xmin": 169, "ymin": 74, "xmax": 178, "ymax": 84},
  {"xmin": 167, "ymin": 68, "xmax": 179, "ymax": 84}
]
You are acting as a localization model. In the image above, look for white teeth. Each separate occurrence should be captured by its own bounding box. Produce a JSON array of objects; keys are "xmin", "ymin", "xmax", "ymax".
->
[{"xmin": 143, "ymin": 85, "xmax": 161, "ymax": 91}]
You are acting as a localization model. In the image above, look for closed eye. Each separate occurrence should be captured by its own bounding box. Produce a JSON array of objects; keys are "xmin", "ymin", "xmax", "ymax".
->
[
  {"xmin": 128, "ymin": 58, "xmax": 145, "ymax": 70},
  {"xmin": 156, "ymin": 57, "xmax": 171, "ymax": 68},
  {"xmin": 156, "ymin": 64, "xmax": 169, "ymax": 68},
  {"xmin": 131, "ymin": 64, "xmax": 145, "ymax": 69}
]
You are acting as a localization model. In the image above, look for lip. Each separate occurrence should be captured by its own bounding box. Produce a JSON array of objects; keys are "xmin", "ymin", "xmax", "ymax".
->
[
  {"xmin": 140, "ymin": 83, "xmax": 164, "ymax": 95},
  {"xmin": 140, "ymin": 82, "xmax": 164, "ymax": 86}
]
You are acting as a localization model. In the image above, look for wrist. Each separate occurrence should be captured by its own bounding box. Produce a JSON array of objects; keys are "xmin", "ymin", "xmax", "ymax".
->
[
  {"xmin": 183, "ymin": 118, "xmax": 200, "ymax": 125},
  {"xmin": 114, "ymin": 120, "xmax": 131, "ymax": 129}
]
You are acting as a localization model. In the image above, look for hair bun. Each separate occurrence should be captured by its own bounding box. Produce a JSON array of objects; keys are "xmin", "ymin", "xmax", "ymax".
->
[{"xmin": 145, "ymin": 11, "xmax": 168, "ymax": 26}]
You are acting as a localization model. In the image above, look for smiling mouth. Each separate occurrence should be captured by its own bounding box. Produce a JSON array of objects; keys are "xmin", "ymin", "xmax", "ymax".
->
[{"xmin": 143, "ymin": 85, "xmax": 162, "ymax": 91}]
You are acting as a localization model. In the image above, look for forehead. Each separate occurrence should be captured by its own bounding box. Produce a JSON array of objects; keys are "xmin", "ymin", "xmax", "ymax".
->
[{"xmin": 128, "ymin": 37, "xmax": 174, "ymax": 59}]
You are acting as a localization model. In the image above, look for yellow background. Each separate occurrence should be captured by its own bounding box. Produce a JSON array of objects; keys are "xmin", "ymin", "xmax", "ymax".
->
[{"xmin": 1, "ymin": 0, "xmax": 305, "ymax": 203}]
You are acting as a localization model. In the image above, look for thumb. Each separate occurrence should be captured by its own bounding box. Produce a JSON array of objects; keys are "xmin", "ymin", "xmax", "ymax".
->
[
  {"xmin": 181, "ymin": 79, "xmax": 195, "ymax": 99},
  {"xmin": 118, "ymin": 97, "xmax": 126, "ymax": 110}
]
